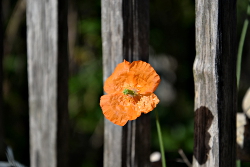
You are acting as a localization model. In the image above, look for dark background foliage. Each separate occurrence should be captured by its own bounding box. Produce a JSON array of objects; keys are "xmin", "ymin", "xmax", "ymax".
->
[{"xmin": 1, "ymin": 0, "xmax": 250, "ymax": 166}]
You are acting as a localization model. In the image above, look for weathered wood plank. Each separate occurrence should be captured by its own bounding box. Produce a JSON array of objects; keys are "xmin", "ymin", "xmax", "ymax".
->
[
  {"xmin": 27, "ymin": 0, "xmax": 58, "ymax": 166},
  {"xmin": 193, "ymin": 0, "xmax": 237, "ymax": 166},
  {"xmin": 101, "ymin": 0, "xmax": 150, "ymax": 166}
]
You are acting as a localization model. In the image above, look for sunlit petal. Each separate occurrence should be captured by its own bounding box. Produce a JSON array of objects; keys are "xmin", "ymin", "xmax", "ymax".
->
[
  {"xmin": 136, "ymin": 93, "xmax": 160, "ymax": 114},
  {"xmin": 100, "ymin": 93, "xmax": 130, "ymax": 126},
  {"xmin": 129, "ymin": 61, "xmax": 160, "ymax": 94},
  {"xmin": 104, "ymin": 60, "xmax": 130, "ymax": 94}
]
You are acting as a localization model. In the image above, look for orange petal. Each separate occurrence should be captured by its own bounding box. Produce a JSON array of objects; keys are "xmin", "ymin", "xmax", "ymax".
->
[
  {"xmin": 104, "ymin": 60, "xmax": 130, "ymax": 94},
  {"xmin": 128, "ymin": 61, "xmax": 160, "ymax": 94},
  {"xmin": 100, "ymin": 93, "xmax": 140, "ymax": 126},
  {"xmin": 135, "ymin": 93, "xmax": 160, "ymax": 114}
]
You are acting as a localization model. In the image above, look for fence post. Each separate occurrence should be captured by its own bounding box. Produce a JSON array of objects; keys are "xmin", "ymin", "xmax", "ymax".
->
[
  {"xmin": 193, "ymin": 0, "xmax": 237, "ymax": 166},
  {"xmin": 27, "ymin": 0, "xmax": 69, "ymax": 166},
  {"xmin": 101, "ymin": 0, "xmax": 150, "ymax": 166}
]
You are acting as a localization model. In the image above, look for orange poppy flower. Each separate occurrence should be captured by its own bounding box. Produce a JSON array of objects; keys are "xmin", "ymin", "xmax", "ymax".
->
[{"xmin": 100, "ymin": 60, "xmax": 160, "ymax": 126}]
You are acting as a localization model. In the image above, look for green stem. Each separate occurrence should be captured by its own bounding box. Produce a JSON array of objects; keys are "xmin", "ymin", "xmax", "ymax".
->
[
  {"xmin": 237, "ymin": 160, "xmax": 241, "ymax": 167},
  {"xmin": 155, "ymin": 109, "xmax": 167, "ymax": 167},
  {"xmin": 237, "ymin": 0, "xmax": 250, "ymax": 88}
]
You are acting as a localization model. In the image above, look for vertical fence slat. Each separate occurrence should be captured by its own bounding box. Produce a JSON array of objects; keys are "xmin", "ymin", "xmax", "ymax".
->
[
  {"xmin": 102, "ymin": 1, "xmax": 124, "ymax": 166},
  {"xmin": 193, "ymin": 0, "xmax": 237, "ymax": 166},
  {"xmin": 102, "ymin": 0, "xmax": 150, "ymax": 167},
  {"xmin": 27, "ymin": 0, "xmax": 58, "ymax": 166},
  {"xmin": 0, "ymin": 0, "xmax": 4, "ymax": 160},
  {"xmin": 122, "ymin": 1, "xmax": 150, "ymax": 167}
]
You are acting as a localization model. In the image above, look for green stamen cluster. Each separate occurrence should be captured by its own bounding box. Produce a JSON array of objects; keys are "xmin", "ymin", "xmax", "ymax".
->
[{"xmin": 123, "ymin": 88, "xmax": 137, "ymax": 96}]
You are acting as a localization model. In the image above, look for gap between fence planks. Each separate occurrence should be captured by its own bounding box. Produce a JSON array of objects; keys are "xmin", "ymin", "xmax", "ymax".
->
[
  {"xmin": 193, "ymin": 0, "xmax": 237, "ymax": 166},
  {"xmin": 101, "ymin": 0, "xmax": 150, "ymax": 166},
  {"xmin": 27, "ymin": 0, "xmax": 69, "ymax": 166},
  {"xmin": 0, "ymin": 0, "xmax": 4, "ymax": 160},
  {"xmin": 57, "ymin": 0, "xmax": 69, "ymax": 166}
]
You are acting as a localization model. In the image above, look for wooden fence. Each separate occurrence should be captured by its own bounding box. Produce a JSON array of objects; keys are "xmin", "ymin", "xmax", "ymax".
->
[
  {"xmin": 193, "ymin": 0, "xmax": 237, "ymax": 166},
  {"xmin": 0, "ymin": 0, "xmax": 241, "ymax": 166}
]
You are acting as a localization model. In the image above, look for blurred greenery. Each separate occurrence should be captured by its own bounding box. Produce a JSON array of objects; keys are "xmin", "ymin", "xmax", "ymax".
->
[{"xmin": 1, "ymin": 0, "xmax": 250, "ymax": 166}]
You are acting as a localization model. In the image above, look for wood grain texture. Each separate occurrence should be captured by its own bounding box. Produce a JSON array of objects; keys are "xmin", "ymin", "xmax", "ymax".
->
[
  {"xmin": 102, "ymin": 1, "xmax": 123, "ymax": 166},
  {"xmin": 122, "ymin": 0, "xmax": 149, "ymax": 62},
  {"xmin": 101, "ymin": 0, "xmax": 149, "ymax": 166},
  {"xmin": 193, "ymin": 0, "xmax": 236, "ymax": 166},
  {"xmin": 27, "ymin": 0, "xmax": 58, "ymax": 166}
]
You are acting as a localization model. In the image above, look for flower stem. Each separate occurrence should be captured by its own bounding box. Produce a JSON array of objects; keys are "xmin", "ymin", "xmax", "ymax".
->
[
  {"xmin": 237, "ymin": 0, "xmax": 250, "ymax": 88},
  {"xmin": 237, "ymin": 160, "xmax": 241, "ymax": 167},
  {"xmin": 155, "ymin": 109, "xmax": 167, "ymax": 167}
]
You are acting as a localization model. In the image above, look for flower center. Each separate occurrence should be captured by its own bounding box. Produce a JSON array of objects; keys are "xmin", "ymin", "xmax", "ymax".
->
[{"xmin": 123, "ymin": 88, "xmax": 137, "ymax": 96}]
